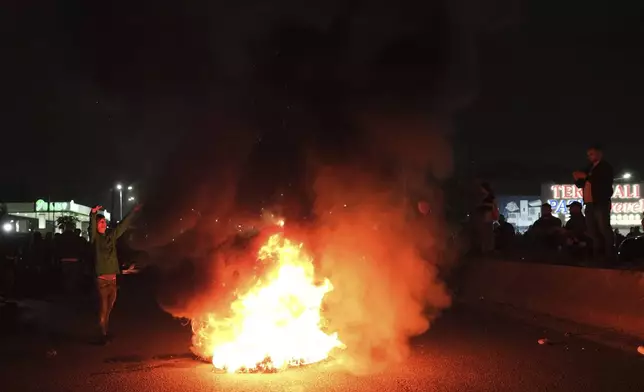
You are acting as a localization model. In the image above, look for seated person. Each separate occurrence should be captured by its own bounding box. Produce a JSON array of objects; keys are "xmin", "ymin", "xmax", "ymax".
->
[
  {"xmin": 562, "ymin": 201, "xmax": 591, "ymax": 255},
  {"xmin": 614, "ymin": 229, "xmax": 626, "ymax": 248},
  {"xmin": 494, "ymin": 214, "xmax": 516, "ymax": 250},
  {"xmin": 618, "ymin": 233, "xmax": 644, "ymax": 262},
  {"xmin": 526, "ymin": 203, "xmax": 563, "ymax": 249},
  {"xmin": 627, "ymin": 226, "xmax": 642, "ymax": 238},
  {"xmin": 618, "ymin": 218, "xmax": 644, "ymax": 262}
]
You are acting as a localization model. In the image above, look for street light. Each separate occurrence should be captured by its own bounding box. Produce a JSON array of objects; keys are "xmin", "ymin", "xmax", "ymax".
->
[
  {"xmin": 614, "ymin": 173, "xmax": 633, "ymax": 181},
  {"xmin": 116, "ymin": 184, "xmax": 124, "ymax": 220},
  {"xmin": 113, "ymin": 183, "xmax": 136, "ymax": 220}
]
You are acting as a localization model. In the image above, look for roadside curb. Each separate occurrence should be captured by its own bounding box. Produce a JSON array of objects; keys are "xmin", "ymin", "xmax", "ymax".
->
[{"xmin": 457, "ymin": 298, "xmax": 643, "ymax": 354}]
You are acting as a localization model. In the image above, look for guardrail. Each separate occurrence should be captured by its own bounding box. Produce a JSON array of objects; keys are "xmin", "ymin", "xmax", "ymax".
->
[{"xmin": 458, "ymin": 259, "xmax": 644, "ymax": 340}]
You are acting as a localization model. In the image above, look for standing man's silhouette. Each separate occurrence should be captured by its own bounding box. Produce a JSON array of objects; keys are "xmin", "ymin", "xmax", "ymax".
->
[{"xmin": 573, "ymin": 145, "xmax": 614, "ymax": 259}]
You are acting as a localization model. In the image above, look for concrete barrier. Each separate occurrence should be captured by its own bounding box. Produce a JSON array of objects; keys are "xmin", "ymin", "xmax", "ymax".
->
[{"xmin": 459, "ymin": 260, "xmax": 644, "ymax": 340}]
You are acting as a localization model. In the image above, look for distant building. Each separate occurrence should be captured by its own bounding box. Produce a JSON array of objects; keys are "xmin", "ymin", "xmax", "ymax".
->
[
  {"xmin": 496, "ymin": 195, "xmax": 542, "ymax": 233},
  {"xmin": 3, "ymin": 199, "xmax": 112, "ymax": 236}
]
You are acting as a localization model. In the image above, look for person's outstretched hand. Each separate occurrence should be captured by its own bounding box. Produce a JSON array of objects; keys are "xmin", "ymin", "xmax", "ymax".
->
[{"xmin": 91, "ymin": 205, "xmax": 103, "ymax": 214}]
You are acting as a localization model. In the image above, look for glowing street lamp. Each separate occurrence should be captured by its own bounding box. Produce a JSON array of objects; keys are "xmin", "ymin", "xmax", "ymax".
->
[
  {"xmin": 116, "ymin": 184, "xmax": 123, "ymax": 220},
  {"xmin": 113, "ymin": 183, "xmax": 135, "ymax": 221},
  {"xmin": 614, "ymin": 173, "xmax": 633, "ymax": 181}
]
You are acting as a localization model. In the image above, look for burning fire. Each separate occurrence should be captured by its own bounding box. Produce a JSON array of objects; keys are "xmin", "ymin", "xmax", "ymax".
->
[{"xmin": 191, "ymin": 231, "xmax": 344, "ymax": 373}]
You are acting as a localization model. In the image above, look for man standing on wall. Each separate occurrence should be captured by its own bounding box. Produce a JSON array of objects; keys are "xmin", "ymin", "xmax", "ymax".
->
[
  {"xmin": 573, "ymin": 145, "xmax": 614, "ymax": 260},
  {"xmin": 90, "ymin": 204, "xmax": 142, "ymax": 344}
]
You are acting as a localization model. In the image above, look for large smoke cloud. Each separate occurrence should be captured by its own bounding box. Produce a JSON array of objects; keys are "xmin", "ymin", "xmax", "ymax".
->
[{"xmin": 132, "ymin": 0, "xmax": 520, "ymax": 374}]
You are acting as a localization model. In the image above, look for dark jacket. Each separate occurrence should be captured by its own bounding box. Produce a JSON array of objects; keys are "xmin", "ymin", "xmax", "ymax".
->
[
  {"xmin": 532, "ymin": 215, "xmax": 562, "ymax": 233},
  {"xmin": 564, "ymin": 214, "xmax": 587, "ymax": 237},
  {"xmin": 90, "ymin": 211, "xmax": 137, "ymax": 276},
  {"xmin": 574, "ymin": 160, "xmax": 614, "ymax": 205}
]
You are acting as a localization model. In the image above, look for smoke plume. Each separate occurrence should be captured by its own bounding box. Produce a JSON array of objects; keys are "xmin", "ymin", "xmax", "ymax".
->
[
  {"xmin": 308, "ymin": 163, "xmax": 452, "ymax": 373},
  {"xmin": 141, "ymin": 0, "xmax": 513, "ymax": 374}
]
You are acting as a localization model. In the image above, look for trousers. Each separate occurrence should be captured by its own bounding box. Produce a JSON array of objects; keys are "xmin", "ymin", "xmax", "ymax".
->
[
  {"xmin": 584, "ymin": 202, "xmax": 614, "ymax": 257},
  {"xmin": 97, "ymin": 278, "xmax": 118, "ymax": 335}
]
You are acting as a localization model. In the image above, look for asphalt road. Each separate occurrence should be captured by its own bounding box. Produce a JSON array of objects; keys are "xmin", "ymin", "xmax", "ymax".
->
[{"xmin": 1, "ymin": 276, "xmax": 643, "ymax": 392}]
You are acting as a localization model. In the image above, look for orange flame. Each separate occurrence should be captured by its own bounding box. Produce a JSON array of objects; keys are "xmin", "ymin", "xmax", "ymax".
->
[{"xmin": 191, "ymin": 232, "xmax": 344, "ymax": 373}]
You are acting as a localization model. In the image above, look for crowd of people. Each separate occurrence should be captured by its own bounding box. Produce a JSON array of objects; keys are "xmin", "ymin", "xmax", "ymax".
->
[
  {"xmin": 0, "ymin": 227, "xmax": 91, "ymax": 299},
  {"xmin": 471, "ymin": 145, "xmax": 644, "ymax": 264},
  {"xmin": 490, "ymin": 205, "xmax": 644, "ymax": 261},
  {"xmin": 1, "ymin": 205, "xmax": 142, "ymax": 343}
]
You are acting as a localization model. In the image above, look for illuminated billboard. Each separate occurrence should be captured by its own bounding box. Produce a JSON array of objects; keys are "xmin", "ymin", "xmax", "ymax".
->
[{"xmin": 541, "ymin": 183, "xmax": 642, "ymax": 227}]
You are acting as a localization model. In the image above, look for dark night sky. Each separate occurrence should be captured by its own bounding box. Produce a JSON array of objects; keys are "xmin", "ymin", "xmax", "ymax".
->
[
  {"xmin": 458, "ymin": 1, "xmax": 644, "ymax": 192},
  {"xmin": 2, "ymin": 0, "xmax": 643, "ymax": 207}
]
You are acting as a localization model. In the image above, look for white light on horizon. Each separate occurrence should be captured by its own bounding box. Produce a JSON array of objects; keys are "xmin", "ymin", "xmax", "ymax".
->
[{"xmin": 623, "ymin": 173, "xmax": 632, "ymax": 179}]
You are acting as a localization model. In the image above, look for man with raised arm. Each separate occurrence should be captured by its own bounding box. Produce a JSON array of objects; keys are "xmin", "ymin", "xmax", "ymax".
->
[{"xmin": 90, "ymin": 204, "xmax": 142, "ymax": 344}]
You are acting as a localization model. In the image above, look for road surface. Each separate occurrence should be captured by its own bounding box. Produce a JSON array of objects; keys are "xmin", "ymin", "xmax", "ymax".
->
[{"xmin": 1, "ymin": 275, "xmax": 643, "ymax": 392}]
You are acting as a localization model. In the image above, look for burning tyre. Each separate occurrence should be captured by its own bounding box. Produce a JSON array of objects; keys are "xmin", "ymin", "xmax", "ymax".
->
[{"xmin": 190, "ymin": 230, "xmax": 344, "ymax": 373}]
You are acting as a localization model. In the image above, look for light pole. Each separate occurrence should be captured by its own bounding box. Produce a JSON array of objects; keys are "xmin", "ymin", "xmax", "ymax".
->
[
  {"xmin": 116, "ymin": 184, "xmax": 123, "ymax": 220},
  {"xmin": 126, "ymin": 186, "xmax": 135, "ymax": 216},
  {"xmin": 114, "ymin": 184, "xmax": 136, "ymax": 220}
]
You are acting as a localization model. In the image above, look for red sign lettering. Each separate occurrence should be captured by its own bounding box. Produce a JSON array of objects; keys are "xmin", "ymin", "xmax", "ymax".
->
[
  {"xmin": 612, "ymin": 184, "xmax": 642, "ymax": 199},
  {"xmin": 575, "ymin": 187, "xmax": 583, "ymax": 198},
  {"xmin": 611, "ymin": 200, "xmax": 644, "ymax": 213},
  {"xmin": 614, "ymin": 185, "xmax": 624, "ymax": 199},
  {"xmin": 634, "ymin": 200, "xmax": 644, "ymax": 213},
  {"xmin": 552, "ymin": 184, "xmax": 642, "ymax": 200}
]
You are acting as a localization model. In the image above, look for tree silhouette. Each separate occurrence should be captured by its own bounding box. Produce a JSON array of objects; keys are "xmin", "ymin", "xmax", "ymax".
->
[{"xmin": 56, "ymin": 215, "xmax": 79, "ymax": 231}]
